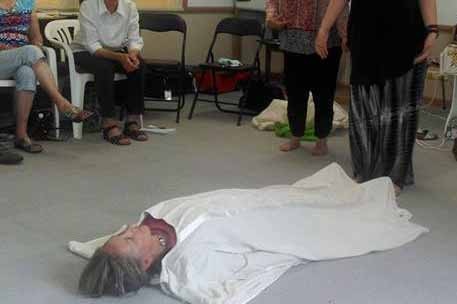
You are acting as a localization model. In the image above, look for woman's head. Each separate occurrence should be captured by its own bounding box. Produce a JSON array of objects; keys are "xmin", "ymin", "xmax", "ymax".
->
[{"xmin": 78, "ymin": 225, "xmax": 165, "ymax": 297}]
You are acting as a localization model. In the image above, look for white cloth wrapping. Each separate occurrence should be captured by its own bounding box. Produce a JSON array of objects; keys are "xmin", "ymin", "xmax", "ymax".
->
[
  {"xmin": 251, "ymin": 98, "xmax": 349, "ymax": 131},
  {"xmin": 69, "ymin": 163, "xmax": 428, "ymax": 304}
]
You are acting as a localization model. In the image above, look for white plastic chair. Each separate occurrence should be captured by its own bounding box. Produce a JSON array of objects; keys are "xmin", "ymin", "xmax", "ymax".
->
[
  {"xmin": 44, "ymin": 19, "xmax": 126, "ymax": 139},
  {"xmin": 0, "ymin": 46, "xmax": 60, "ymax": 138}
]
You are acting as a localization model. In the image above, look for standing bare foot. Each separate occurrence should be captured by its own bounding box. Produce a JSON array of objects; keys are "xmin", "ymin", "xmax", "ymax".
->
[
  {"xmin": 279, "ymin": 138, "xmax": 301, "ymax": 152},
  {"xmin": 311, "ymin": 138, "xmax": 328, "ymax": 156}
]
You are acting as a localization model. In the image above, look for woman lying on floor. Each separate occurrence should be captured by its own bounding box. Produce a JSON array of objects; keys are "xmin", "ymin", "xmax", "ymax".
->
[{"xmin": 74, "ymin": 163, "xmax": 427, "ymax": 304}]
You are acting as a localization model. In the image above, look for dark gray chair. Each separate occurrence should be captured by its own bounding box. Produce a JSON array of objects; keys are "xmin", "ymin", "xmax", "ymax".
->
[
  {"xmin": 188, "ymin": 17, "xmax": 263, "ymax": 126},
  {"xmin": 140, "ymin": 13, "xmax": 187, "ymax": 123}
]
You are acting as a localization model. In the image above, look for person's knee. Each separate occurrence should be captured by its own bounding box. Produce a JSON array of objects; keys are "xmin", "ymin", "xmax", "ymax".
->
[
  {"xmin": 17, "ymin": 45, "xmax": 45, "ymax": 66},
  {"xmin": 15, "ymin": 65, "xmax": 37, "ymax": 92}
]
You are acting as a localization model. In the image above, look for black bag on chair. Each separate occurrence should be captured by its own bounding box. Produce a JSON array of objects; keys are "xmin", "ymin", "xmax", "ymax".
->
[{"xmin": 241, "ymin": 79, "xmax": 285, "ymax": 114}]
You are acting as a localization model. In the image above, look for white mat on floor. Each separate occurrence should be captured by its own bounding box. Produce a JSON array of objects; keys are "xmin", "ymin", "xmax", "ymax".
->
[{"xmin": 69, "ymin": 163, "xmax": 427, "ymax": 304}]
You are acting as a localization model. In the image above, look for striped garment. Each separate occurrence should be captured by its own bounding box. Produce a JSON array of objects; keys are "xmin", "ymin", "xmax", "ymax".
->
[{"xmin": 0, "ymin": 0, "xmax": 35, "ymax": 50}]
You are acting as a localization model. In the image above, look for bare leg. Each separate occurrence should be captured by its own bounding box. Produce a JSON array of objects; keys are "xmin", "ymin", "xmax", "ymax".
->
[
  {"xmin": 279, "ymin": 136, "xmax": 301, "ymax": 152},
  {"xmin": 15, "ymin": 91, "xmax": 34, "ymax": 139},
  {"xmin": 14, "ymin": 91, "xmax": 43, "ymax": 153},
  {"xmin": 31, "ymin": 59, "xmax": 71, "ymax": 112},
  {"xmin": 311, "ymin": 138, "xmax": 329, "ymax": 156}
]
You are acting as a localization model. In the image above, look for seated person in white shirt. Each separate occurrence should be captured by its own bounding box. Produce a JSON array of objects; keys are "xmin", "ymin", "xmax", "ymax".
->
[{"xmin": 71, "ymin": 0, "xmax": 148, "ymax": 145}]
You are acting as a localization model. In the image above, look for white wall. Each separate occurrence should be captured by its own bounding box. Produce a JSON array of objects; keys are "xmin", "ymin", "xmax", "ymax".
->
[
  {"xmin": 438, "ymin": 0, "xmax": 457, "ymax": 25},
  {"xmin": 188, "ymin": 0, "xmax": 233, "ymax": 7}
]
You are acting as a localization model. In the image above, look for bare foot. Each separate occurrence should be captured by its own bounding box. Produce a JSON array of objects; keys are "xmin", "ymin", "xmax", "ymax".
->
[
  {"xmin": 311, "ymin": 139, "xmax": 328, "ymax": 156},
  {"xmin": 279, "ymin": 139, "xmax": 300, "ymax": 152},
  {"xmin": 393, "ymin": 184, "xmax": 402, "ymax": 197}
]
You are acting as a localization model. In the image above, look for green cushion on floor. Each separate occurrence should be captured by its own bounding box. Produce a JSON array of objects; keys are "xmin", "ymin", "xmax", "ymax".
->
[{"xmin": 274, "ymin": 122, "xmax": 317, "ymax": 142}]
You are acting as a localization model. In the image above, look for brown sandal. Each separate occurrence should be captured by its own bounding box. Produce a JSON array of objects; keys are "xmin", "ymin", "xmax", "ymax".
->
[
  {"xmin": 14, "ymin": 138, "xmax": 43, "ymax": 153},
  {"xmin": 124, "ymin": 121, "xmax": 148, "ymax": 141},
  {"xmin": 102, "ymin": 125, "xmax": 131, "ymax": 145},
  {"xmin": 63, "ymin": 106, "xmax": 94, "ymax": 123}
]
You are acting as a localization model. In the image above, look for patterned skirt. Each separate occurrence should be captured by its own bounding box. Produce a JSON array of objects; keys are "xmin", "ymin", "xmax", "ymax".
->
[{"xmin": 349, "ymin": 63, "xmax": 427, "ymax": 188}]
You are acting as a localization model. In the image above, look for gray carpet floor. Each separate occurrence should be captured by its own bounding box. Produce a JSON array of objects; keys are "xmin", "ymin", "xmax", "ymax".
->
[{"xmin": 0, "ymin": 101, "xmax": 456, "ymax": 304}]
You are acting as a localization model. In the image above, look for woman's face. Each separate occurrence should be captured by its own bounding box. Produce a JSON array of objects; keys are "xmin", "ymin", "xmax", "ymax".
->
[{"xmin": 102, "ymin": 225, "xmax": 163, "ymax": 271}]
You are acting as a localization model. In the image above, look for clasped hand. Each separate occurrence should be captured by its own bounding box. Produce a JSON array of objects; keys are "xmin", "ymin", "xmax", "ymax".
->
[{"xmin": 119, "ymin": 50, "xmax": 141, "ymax": 73}]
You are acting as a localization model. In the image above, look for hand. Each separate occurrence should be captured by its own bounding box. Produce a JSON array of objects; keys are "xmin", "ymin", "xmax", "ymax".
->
[
  {"xmin": 119, "ymin": 53, "xmax": 138, "ymax": 73},
  {"xmin": 266, "ymin": 17, "xmax": 287, "ymax": 31},
  {"xmin": 128, "ymin": 49, "xmax": 142, "ymax": 68},
  {"xmin": 414, "ymin": 32, "xmax": 437, "ymax": 64},
  {"xmin": 315, "ymin": 28, "xmax": 330, "ymax": 59}
]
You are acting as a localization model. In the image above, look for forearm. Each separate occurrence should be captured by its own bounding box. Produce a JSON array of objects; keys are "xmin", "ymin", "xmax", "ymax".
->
[
  {"xmin": 319, "ymin": 0, "xmax": 347, "ymax": 32},
  {"xmin": 335, "ymin": 3, "xmax": 349, "ymax": 38},
  {"xmin": 94, "ymin": 48, "xmax": 123, "ymax": 62},
  {"xmin": 419, "ymin": 0, "xmax": 437, "ymax": 26},
  {"xmin": 29, "ymin": 12, "xmax": 43, "ymax": 44}
]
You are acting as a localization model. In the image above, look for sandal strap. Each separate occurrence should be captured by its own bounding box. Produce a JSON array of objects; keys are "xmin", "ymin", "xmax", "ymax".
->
[
  {"xmin": 125, "ymin": 128, "xmax": 147, "ymax": 137},
  {"xmin": 102, "ymin": 125, "xmax": 129, "ymax": 145},
  {"xmin": 124, "ymin": 121, "xmax": 147, "ymax": 141},
  {"xmin": 63, "ymin": 106, "xmax": 93, "ymax": 123},
  {"xmin": 105, "ymin": 133, "xmax": 129, "ymax": 145},
  {"xmin": 102, "ymin": 124, "xmax": 121, "ymax": 137}
]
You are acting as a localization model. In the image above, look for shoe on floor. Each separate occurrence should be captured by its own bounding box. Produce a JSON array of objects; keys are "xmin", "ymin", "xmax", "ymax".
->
[
  {"xmin": 0, "ymin": 150, "xmax": 23, "ymax": 165},
  {"xmin": 14, "ymin": 138, "xmax": 43, "ymax": 153}
]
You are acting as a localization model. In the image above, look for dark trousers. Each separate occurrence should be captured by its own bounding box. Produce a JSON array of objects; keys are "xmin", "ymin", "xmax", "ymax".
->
[
  {"xmin": 74, "ymin": 51, "xmax": 145, "ymax": 118},
  {"xmin": 284, "ymin": 47, "xmax": 342, "ymax": 138}
]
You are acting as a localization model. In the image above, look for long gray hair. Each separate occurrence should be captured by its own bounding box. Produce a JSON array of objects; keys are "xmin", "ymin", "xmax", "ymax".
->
[{"xmin": 78, "ymin": 247, "xmax": 162, "ymax": 297}]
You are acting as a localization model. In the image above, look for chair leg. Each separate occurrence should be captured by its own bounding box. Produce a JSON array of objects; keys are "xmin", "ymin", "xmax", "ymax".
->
[
  {"xmin": 211, "ymin": 69, "xmax": 223, "ymax": 112},
  {"xmin": 176, "ymin": 95, "xmax": 181, "ymax": 123},
  {"xmin": 71, "ymin": 81, "xmax": 85, "ymax": 140},
  {"xmin": 237, "ymin": 97, "xmax": 243, "ymax": 127},
  {"xmin": 441, "ymin": 76, "xmax": 447, "ymax": 110},
  {"xmin": 188, "ymin": 90, "xmax": 200, "ymax": 120},
  {"xmin": 53, "ymin": 104, "xmax": 60, "ymax": 139}
]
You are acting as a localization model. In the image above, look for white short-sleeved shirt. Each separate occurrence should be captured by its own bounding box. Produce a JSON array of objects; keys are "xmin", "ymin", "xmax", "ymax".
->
[{"xmin": 71, "ymin": 0, "xmax": 143, "ymax": 54}]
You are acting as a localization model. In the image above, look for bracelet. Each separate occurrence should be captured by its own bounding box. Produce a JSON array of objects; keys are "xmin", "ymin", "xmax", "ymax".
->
[{"xmin": 426, "ymin": 25, "xmax": 439, "ymax": 38}]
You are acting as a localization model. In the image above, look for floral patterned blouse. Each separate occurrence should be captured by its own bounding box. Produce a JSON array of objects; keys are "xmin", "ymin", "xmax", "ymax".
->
[
  {"xmin": 266, "ymin": 0, "xmax": 348, "ymax": 55},
  {"xmin": 0, "ymin": 0, "xmax": 34, "ymax": 50}
]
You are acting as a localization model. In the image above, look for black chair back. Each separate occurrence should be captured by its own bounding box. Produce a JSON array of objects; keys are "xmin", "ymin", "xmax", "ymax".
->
[
  {"xmin": 215, "ymin": 17, "xmax": 262, "ymax": 37},
  {"xmin": 139, "ymin": 13, "xmax": 187, "ymax": 68},
  {"xmin": 140, "ymin": 13, "xmax": 187, "ymax": 34},
  {"xmin": 206, "ymin": 17, "xmax": 263, "ymax": 67}
]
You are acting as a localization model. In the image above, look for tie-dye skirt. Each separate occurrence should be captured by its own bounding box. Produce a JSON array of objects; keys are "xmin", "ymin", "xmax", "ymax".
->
[{"xmin": 349, "ymin": 63, "xmax": 427, "ymax": 188}]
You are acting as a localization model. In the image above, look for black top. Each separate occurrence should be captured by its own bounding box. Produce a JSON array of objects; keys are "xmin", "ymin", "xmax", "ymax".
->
[{"xmin": 348, "ymin": 0, "xmax": 427, "ymax": 84}]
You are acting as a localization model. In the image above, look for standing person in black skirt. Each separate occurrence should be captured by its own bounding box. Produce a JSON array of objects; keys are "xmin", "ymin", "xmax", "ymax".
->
[
  {"xmin": 266, "ymin": 0, "xmax": 348, "ymax": 156},
  {"xmin": 316, "ymin": 0, "xmax": 438, "ymax": 194}
]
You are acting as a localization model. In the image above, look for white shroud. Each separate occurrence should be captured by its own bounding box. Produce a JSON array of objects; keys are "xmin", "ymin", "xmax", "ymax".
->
[{"xmin": 69, "ymin": 163, "xmax": 428, "ymax": 304}]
